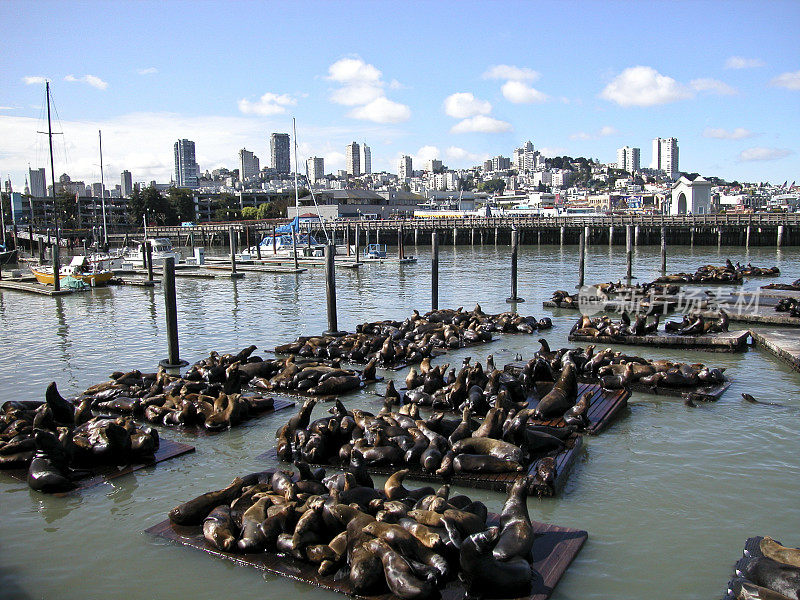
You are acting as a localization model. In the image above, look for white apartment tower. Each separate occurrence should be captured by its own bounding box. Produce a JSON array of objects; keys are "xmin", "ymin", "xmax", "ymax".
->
[
  {"xmin": 307, "ymin": 157, "xmax": 324, "ymax": 183},
  {"xmin": 28, "ymin": 167, "xmax": 46, "ymax": 197},
  {"xmin": 514, "ymin": 141, "xmax": 540, "ymax": 173},
  {"xmin": 121, "ymin": 170, "xmax": 133, "ymax": 197},
  {"xmin": 346, "ymin": 141, "xmax": 361, "ymax": 176},
  {"xmin": 398, "ymin": 155, "xmax": 412, "ymax": 179},
  {"xmin": 174, "ymin": 139, "xmax": 199, "ymax": 188},
  {"xmin": 651, "ymin": 137, "xmax": 679, "ymax": 178},
  {"xmin": 616, "ymin": 146, "xmax": 641, "ymax": 174},
  {"xmin": 270, "ymin": 133, "xmax": 290, "ymax": 174},
  {"xmin": 361, "ymin": 143, "xmax": 371, "ymax": 175},
  {"xmin": 239, "ymin": 148, "xmax": 260, "ymax": 182}
]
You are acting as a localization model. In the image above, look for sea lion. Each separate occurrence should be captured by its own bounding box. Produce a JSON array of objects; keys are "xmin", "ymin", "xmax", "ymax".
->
[
  {"xmin": 742, "ymin": 393, "xmax": 787, "ymax": 408},
  {"xmin": 729, "ymin": 577, "xmax": 793, "ymax": 600},
  {"xmin": 349, "ymin": 541, "xmax": 385, "ymax": 594},
  {"xmin": 563, "ymin": 392, "xmax": 591, "ymax": 429},
  {"xmin": 237, "ymin": 496, "xmax": 272, "ymax": 552},
  {"xmin": 451, "ymin": 437, "xmax": 523, "ymax": 463},
  {"xmin": 736, "ymin": 556, "xmax": 800, "ymax": 599},
  {"xmin": 169, "ymin": 477, "xmax": 246, "ymax": 525},
  {"xmin": 758, "ymin": 537, "xmax": 800, "ymax": 569},
  {"xmin": 493, "ymin": 476, "xmax": 534, "ymax": 561},
  {"xmin": 366, "ymin": 538, "xmax": 438, "ymax": 600},
  {"xmin": 459, "ymin": 527, "xmax": 534, "ymax": 599},
  {"xmin": 453, "ymin": 454, "xmax": 523, "ymax": 474},
  {"xmin": 533, "ymin": 363, "xmax": 577, "ymax": 419},
  {"xmin": 203, "ymin": 505, "xmax": 237, "ymax": 552},
  {"xmin": 45, "ymin": 381, "xmax": 75, "ymax": 424}
]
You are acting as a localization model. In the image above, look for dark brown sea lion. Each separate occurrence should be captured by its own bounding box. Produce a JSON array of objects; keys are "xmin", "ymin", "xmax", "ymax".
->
[
  {"xmin": 453, "ymin": 453, "xmax": 522, "ymax": 474},
  {"xmin": 459, "ymin": 526, "xmax": 534, "ymax": 599},
  {"xmin": 366, "ymin": 538, "xmax": 438, "ymax": 600},
  {"xmin": 203, "ymin": 505, "xmax": 237, "ymax": 551},
  {"xmin": 451, "ymin": 437, "xmax": 523, "ymax": 463},
  {"xmin": 533, "ymin": 363, "xmax": 577, "ymax": 419},
  {"xmin": 45, "ymin": 382, "xmax": 75, "ymax": 424},
  {"xmin": 564, "ymin": 392, "xmax": 592, "ymax": 429},
  {"xmin": 237, "ymin": 496, "xmax": 272, "ymax": 552},
  {"xmin": 736, "ymin": 556, "xmax": 800, "ymax": 599},
  {"xmin": 493, "ymin": 476, "xmax": 534, "ymax": 561},
  {"xmin": 729, "ymin": 577, "xmax": 793, "ymax": 600},
  {"xmin": 349, "ymin": 541, "xmax": 385, "ymax": 594},
  {"xmin": 169, "ymin": 477, "xmax": 246, "ymax": 525}
]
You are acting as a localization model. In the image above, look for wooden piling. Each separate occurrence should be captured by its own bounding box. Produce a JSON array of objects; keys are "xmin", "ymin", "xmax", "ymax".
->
[
  {"xmin": 452, "ymin": 226, "xmax": 457, "ymax": 245},
  {"xmin": 354, "ymin": 223, "xmax": 361, "ymax": 264},
  {"xmin": 272, "ymin": 225, "xmax": 277, "ymax": 255},
  {"xmin": 634, "ymin": 224, "xmax": 640, "ymax": 246},
  {"xmin": 746, "ymin": 225, "xmax": 751, "ymax": 249},
  {"xmin": 777, "ymin": 224, "xmax": 784, "ymax": 247},
  {"xmin": 626, "ymin": 225, "xmax": 633, "ymax": 283},
  {"xmin": 229, "ymin": 227, "xmax": 237, "ymax": 274},
  {"xmin": 717, "ymin": 227, "xmax": 722, "ymax": 247},
  {"xmin": 159, "ymin": 257, "xmax": 187, "ymax": 368},
  {"xmin": 578, "ymin": 229, "xmax": 586, "ymax": 289},
  {"xmin": 559, "ymin": 225, "xmax": 565, "ymax": 246},
  {"xmin": 660, "ymin": 226, "xmax": 667, "ymax": 275},
  {"xmin": 471, "ymin": 228, "xmax": 475, "ymax": 245},
  {"xmin": 507, "ymin": 228, "xmax": 524, "ymax": 303},
  {"xmin": 431, "ymin": 231, "xmax": 439, "ymax": 311},
  {"xmin": 323, "ymin": 244, "xmax": 341, "ymax": 335},
  {"xmin": 414, "ymin": 228, "xmax": 419, "ymax": 246},
  {"xmin": 609, "ymin": 225, "xmax": 614, "ymax": 246},
  {"xmin": 145, "ymin": 242, "xmax": 154, "ymax": 282},
  {"xmin": 494, "ymin": 227, "xmax": 498, "ymax": 245}
]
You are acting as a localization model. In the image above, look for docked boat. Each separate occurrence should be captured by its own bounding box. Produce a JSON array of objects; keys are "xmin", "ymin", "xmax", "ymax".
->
[
  {"xmin": 122, "ymin": 238, "xmax": 178, "ymax": 268},
  {"xmin": 30, "ymin": 256, "xmax": 114, "ymax": 286},
  {"xmin": 0, "ymin": 244, "xmax": 17, "ymax": 266},
  {"xmin": 243, "ymin": 217, "xmax": 326, "ymax": 258}
]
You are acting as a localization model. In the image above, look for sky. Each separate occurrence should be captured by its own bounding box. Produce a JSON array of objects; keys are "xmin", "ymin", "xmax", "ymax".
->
[{"xmin": 1, "ymin": 0, "xmax": 799, "ymax": 191}]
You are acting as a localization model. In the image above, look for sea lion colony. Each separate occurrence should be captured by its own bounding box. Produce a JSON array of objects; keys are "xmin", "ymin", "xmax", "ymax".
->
[
  {"xmin": 655, "ymin": 260, "xmax": 779, "ymax": 284},
  {"xmin": 0, "ymin": 383, "xmax": 160, "ymax": 493},
  {"xmin": 729, "ymin": 536, "xmax": 800, "ymax": 600},
  {"xmin": 571, "ymin": 310, "xmax": 729, "ymax": 338},
  {"xmin": 168, "ymin": 467, "xmax": 541, "ymax": 600},
  {"xmin": 520, "ymin": 340, "xmax": 727, "ymax": 392},
  {"xmin": 775, "ymin": 297, "xmax": 800, "ymax": 317},
  {"xmin": 275, "ymin": 372, "xmax": 579, "ymax": 496},
  {"xmin": 762, "ymin": 278, "xmax": 800, "ymax": 291},
  {"xmin": 275, "ymin": 305, "xmax": 552, "ymax": 368}
]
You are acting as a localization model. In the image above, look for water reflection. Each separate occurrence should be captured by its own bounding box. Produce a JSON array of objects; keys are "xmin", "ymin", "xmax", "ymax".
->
[{"xmin": 31, "ymin": 490, "xmax": 84, "ymax": 524}]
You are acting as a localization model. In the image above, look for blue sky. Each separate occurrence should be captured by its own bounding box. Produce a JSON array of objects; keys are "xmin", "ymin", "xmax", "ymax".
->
[{"xmin": 1, "ymin": 0, "xmax": 798, "ymax": 189}]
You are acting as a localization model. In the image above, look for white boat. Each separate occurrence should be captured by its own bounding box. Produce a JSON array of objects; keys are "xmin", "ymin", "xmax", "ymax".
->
[
  {"xmin": 122, "ymin": 238, "xmax": 179, "ymax": 268},
  {"xmin": 242, "ymin": 217, "xmax": 326, "ymax": 259}
]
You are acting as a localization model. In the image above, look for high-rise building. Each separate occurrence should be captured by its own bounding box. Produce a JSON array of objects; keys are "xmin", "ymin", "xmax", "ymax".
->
[
  {"xmin": 491, "ymin": 156, "xmax": 510, "ymax": 171},
  {"xmin": 651, "ymin": 137, "xmax": 679, "ymax": 178},
  {"xmin": 616, "ymin": 146, "xmax": 640, "ymax": 174},
  {"xmin": 121, "ymin": 170, "xmax": 133, "ymax": 197},
  {"xmin": 361, "ymin": 143, "xmax": 371, "ymax": 175},
  {"xmin": 307, "ymin": 157, "xmax": 324, "ymax": 183},
  {"xmin": 239, "ymin": 148, "xmax": 260, "ymax": 182},
  {"xmin": 398, "ymin": 155, "xmax": 412, "ymax": 179},
  {"xmin": 28, "ymin": 167, "xmax": 46, "ymax": 197},
  {"xmin": 426, "ymin": 159, "xmax": 443, "ymax": 172},
  {"xmin": 270, "ymin": 133, "xmax": 290, "ymax": 174},
  {"xmin": 514, "ymin": 141, "xmax": 540, "ymax": 173},
  {"xmin": 174, "ymin": 139, "xmax": 199, "ymax": 188},
  {"xmin": 346, "ymin": 141, "xmax": 361, "ymax": 176}
]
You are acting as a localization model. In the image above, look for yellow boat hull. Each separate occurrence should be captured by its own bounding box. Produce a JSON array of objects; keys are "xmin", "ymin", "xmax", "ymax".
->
[{"xmin": 30, "ymin": 266, "xmax": 114, "ymax": 286}]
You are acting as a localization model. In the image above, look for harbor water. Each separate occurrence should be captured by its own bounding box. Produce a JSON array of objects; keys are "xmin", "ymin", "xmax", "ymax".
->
[{"xmin": 1, "ymin": 243, "xmax": 799, "ymax": 600}]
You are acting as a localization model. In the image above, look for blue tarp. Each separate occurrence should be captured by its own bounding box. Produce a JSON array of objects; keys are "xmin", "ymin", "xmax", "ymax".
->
[{"xmin": 274, "ymin": 216, "xmax": 299, "ymax": 234}]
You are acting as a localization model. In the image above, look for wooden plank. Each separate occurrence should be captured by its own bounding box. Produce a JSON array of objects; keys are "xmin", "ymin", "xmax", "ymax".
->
[
  {"xmin": 1, "ymin": 438, "xmax": 195, "ymax": 495},
  {"xmin": 750, "ymin": 329, "xmax": 800, "ymax": 372},
  {"xmin": 696, "ymin": 305, "xmax": 800, "ymax": 327},
  {"xmin": 0, "ymin": 280, "xmax": 74, "ymax": 296},
  {"xmin": 568, "ymin": 330, "xmax": 749, "ymax": 352},
  {"xmin": 525, "ymin": 382, "xmax": 629, "ymax": 435},
  {"xmin": 145, "ymin": 515, "xmax": 587, "ymax": 600}
]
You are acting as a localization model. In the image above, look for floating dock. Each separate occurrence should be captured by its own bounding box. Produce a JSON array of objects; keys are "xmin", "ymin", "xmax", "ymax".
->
[
  {"xmin": 568, "ymin": 330, "xmax": 749, "ymax": 352},
  {"xmin": 525, "ymin": 382, "xmax": 629, "ymax": 435},
  {"xmin": 260, "ymin": 433, "xmax": 583, "ymax": 497},
  {"xmin": 203, "ymin": 264, "xmax": 307, "ymax": 274},
  {"xmin": 696, "ymin": 305, "xmax": 800, "ymax": 327},
  {"xmin": 146, "ymin": 513, "xmax": 586, "ymax": 600},
  {"xmin": 0, "ymin": 279, "xmax": 74, "ymax": 296},
  {"xmin": 750, "ymin": 329, "xmax": 800, "ymax": 372},
  {"xmin": 1, "ymin": 438, "xmax": 195, "ymax": 495},
  {"xmin": 114, "ymin": 268, "xmax": 243, "ymax": 279},
  {"xmin": 543, "ymin": 299, "xmax": 677, "ymax": 313}
]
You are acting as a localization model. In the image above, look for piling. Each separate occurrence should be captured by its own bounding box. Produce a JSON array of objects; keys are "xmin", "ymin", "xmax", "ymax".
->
[
  {"xmin": 452, "ymin": 227, "xmax": 457, "ymax": 245},
  {"xmin": 506, "ymin": 228, "xmax": 524, "ymax": 303},
  {"xmin": 660, "ymin": 226, "xmax": 667, "ymax": 275},
  {"xmin": 145, "ymin": 242, "xmax": 154, "ymax": 282},
  {"xmin": 609, "ymin": 225, "xmax": 614, "ymax": 246},
  {"xmin": 691, "ymin": 227, "xmax": 695, "ymax": 247},
  {"xmin": 159, "ymin": 257, "xmax": 188, "ymax": 369},
  {"xmin": 229, "ymin": 227, "xmax": 237, "ymax": 275},
  {"xmin": 414, "ymin": 228, "xmax": 419, "ymax": 246},
  {"xmin": 717, "ymin": 228, "xmax": 722, "ymax": 247},
  {"xmin": 625, "ymin": 225, "xmax": 633, "ymax": 283},
  {"xmin": 38, "ymin": 237, "xmax": 44, "ymax": 264},
  {"xmin": 577, "ymin": 229, "xmax": 586, "ymax": 289},
  {"xmin": 272, "ymin": 225, "xmax": 277, "ymax": 255},
  {"xmin": 255, "ymin": 232, "xmax": 262, "ymax": 260},
  {"xmin": 431, "ymin": 231, "xmax": 439, "ymax": 311},
  {"xmin": 745, "ymin": 225, "xmax": 751, "ymax": 249},
  {"xmin": 51, "ymin": 244, "xmax": 61, "ymax": 292},
  {"xmin": 345, "ymin": 226, "xmax": 351, "ymax": 256},
  {"xmin": 634, "ymin": 225, "xmax": 640, "ymax": 246},
  {"xmin": 559, "ymin": 226, "xmax": 565, "ymax": 246},
  {"xmin": 777, "ymin": 225, "xmax": 784, "ymax": 247},
  {"xmin": 494, "ymin": 227, "xmax": 499, "ymax": 245},
  {"xmin": 323, "ymin": 244, "xmax": 343, "ymax": 335},
  {"xmin": 471, "ymin": 228, "xmax": 475, "ymax": 245},
  {"xmin": 398, "ymin": 224, "xmax": 405, "ymax": 260},
  {"xmin": 354, "ymin": 223, "xmax": 361, "ymax": 264}
]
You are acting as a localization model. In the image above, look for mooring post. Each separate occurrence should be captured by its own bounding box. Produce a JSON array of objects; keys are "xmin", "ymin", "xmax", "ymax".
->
[
  {"xmin": 346, "ymin": 226, "xmax": 351, "ymax": 256},
  {"xmin": 399, "ymin": 224, "xmax": 405, "ymax": 260},
  {"xmin": 354, "ymin": 223, "xmax": 361, "ymax": 264},
  {"xmin": 507, "ymin": 227, "xmax": 524, "ymax": 303},
  {"xmin": 777, "ymin": 224, "xmax": 784, "ymax": 247},
  {"xmin": 577, "ymin": 229, "xmax": 586, "ymax": 289},
  {"xmin": 452, "ymin": 226, "xmax": 457, "ymax": 246},
  {"xmin": 745, "ymin": 225, "xmax": 751, "ymax": 249},
  {"xmin": 272, "ymin": 224, "xmax": 277, "ymax": 255},
  {"xmin": 431, "ymin": 231, "xmax": 439, "ymax": 311},
  {"xmin": 471, "ymin": 228, "xmax": 475, "ymax": 246},
  {"xmin": 229, "ymin": 227, "xmax": 237, "ymax": 274},
  {"xmin": 559, "ymin": 225, "xmax": 565, "ymax": 246},
  {"xmin": 38, "ymin": 237, "xmax": 44, "ymax": 264},
  {"xmin": 255, "ymin": 230, "xmax": 262, "ymax": 260},
  {"xmin": 634, "ymin": 224, "xmax": 640, "ymax": 246},
  {"xmin": 145, "ymin": 241, "xmax": 154, "ymax": 282},
  {"xmin": 626, "ymin": 225, "xmax": 633, "ymax": 283},
  {"xmin": 494, "ymin": 226, "xmax": 499, "ymax": 245},
  {"xmin": 160, "ymin": 257, "xmax": 188, "ymax": 369},
  {"xmin": 609, "ymin": 224, "xmax": 614, "ymax": 246},
  {"xmin": 660, "ymin": 226, "xmax": 667, "ymax": 275},
  {"xmin": 324, "ymin": 243, "xmax": 343, "ymax": 335},
  {"xmin": 691, "ymin": 227, "xmax": 695, "ymax": 247},
  {"xmin": 414, "ymin": 227, "xmax": 419, "ymax": 246}
]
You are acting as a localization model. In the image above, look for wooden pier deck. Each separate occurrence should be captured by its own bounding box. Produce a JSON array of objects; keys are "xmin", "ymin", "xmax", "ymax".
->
[
  {"xmin": 203, "ymin": 263, "xmax": 307, "ymax": 274},
  {"xmin": 146, "ymin": 513, "xmax": 587, "ymax": 600},
  {"xmin": 1, "ymin": 438, "xmax": 195, "ymax": 495},
  {"xmin": 568, "ymin": 330, "xmax": 749, "ymax": 352},
  {"xmin": 114, "ymin": 268, "xmax": 244, "ymax": 279},
  {"xmin": 696, "ymin": 304, "xmax": 800, "ymax": 327},
  {"xmin": 750, "ymin": 328, "xmax": 800, "ymax": 372},
  {"xmin": 524, "ymin": 382, "xmax": 629, "ymax": 435},
  {"xmin": 0, "ymin": 279, "xmax": 74, "ymax": 296}
]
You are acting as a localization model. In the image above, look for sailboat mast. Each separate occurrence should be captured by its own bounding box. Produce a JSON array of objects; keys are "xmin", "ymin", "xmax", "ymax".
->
[
  {"xmin": 99, "ymin": 130, "xmax": 108, "ymax": 246},
  {"xmin": 46, "ymin": 81, "xmax": 61, "ymax": 291}
]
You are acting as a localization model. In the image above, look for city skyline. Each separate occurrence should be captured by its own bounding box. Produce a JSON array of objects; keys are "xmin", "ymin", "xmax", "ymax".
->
[{"xmin": 1, "ymin": 0, "xmax": 798, "ymax": 189}]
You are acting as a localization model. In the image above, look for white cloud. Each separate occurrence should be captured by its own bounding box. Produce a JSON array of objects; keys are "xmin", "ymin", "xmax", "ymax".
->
[
  {"xmin": 569, "ymin": 132, "xmax": 592, "ymax": 141},
  {"xmin": 600, "ymin": 66, "xmax": 692, "ymax": 107},
  {"xmin": 23, "ymin": 76, "xmax": 46, "ymax": 85},
  {"xmin": 137, "ymin": 67, "xmax": 158, "ymax": 75},
  {"xmin": 347, "ymin": 97, "xmax": 411, "ymax": 124},
  {"xmin": 725, "ymin": 56, "xmax": 765, "ymax": 70},
  {"xmin": 238, "ymin": 92, "xmax": 296, "ymax": 116},
  {"xmin": 324, "ymin": 151, "xmax": 346, "ymax": 171},
  {"xmin": 388, "ymin": 79, "xmax": 403, "ymax": 90},
  {"xmin": 329, "ymin": 84, "xmax": 384, "ymax": 107},
  {"xmin": 443, "ymin": 93, "xmax": 492, "ymax": 119},
  {"xmin": 65, "ymin": 74, "xmax": 109, "ymax": 90},
  {"xmin": 703, "ymin": 127, "xmax": 755, "ymax": 140},
  {"xmin": 326, "ymin": 57, "xmax": 382, "ymax": 84},
  {"xmin": 445, "ymin": 146, "xmax": 488, "ymax": 165},
  {"xmin": 414, "ymin": 145, "xmax": 440, "ymax": 164},
  {"xmin": 450, "ymin": 115, "xmax": 512, "ymax": 134},
  {"xmin": 538, "ymin": 147, "xmax": 567, "ymax": 157},
  {"xmin": 690, "ymin": 78, "xmax": 737, "ymax": 95},
  {"xmin": 738, "ymin": 147, "xmax": 793, "ymax": 161},
  {"xmin": 770, "ymin": 70, "xmax": 800, "ymax": 90},
  {"xmin": 483, "ymin": 65, "xmax": 540, "ymax": 81},
  {"xmin": 501, "ymin": 80, "xmax": 548, "ymax": 104},
  {"xmin": 570, "ymin": 126, "xmax": 617, "ymax": 140},
  {"xmin": 598, "ymin": 125, "xmax": 617, "ymax": 137},
  {"xmin": 0, "ymin": 106, "xmax": 15, "ymax": 111}
]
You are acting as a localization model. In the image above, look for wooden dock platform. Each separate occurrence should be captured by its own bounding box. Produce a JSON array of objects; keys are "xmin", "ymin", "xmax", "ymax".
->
[
  {"xmin": 260, "ymin": 433, "xmax": 583, "ymax": 497},
  {"xmin": 1, "ymin": 438, "xmax": 195, "ymax": 495},
  {"xmin": 750, "ymin": 329, "xmax": 800, "ymax": 371},
  {"xmin": 204, "ymin": 264, "xmax": 307, "ymax": 274},
  {"xmin": 0, "ymin": 279, "xmax": 74, "ymax": 296},
  {"xmin": 696, "ymin": 304, "xmax": 800, "ymax": 327},
  {"xmin": 568, "ymin": 330, "xmax": 749, "ymax": 352},
  {"xmin": 525, "ymin": 382, "xmax": 629, "ymax": 435},
  {"xmin": 543, "ymin": 299, "xmax": 677, "ymax": 313},
  {"xmin": 114, "ymin": 268, "xmax": 243, "ymax": 279},
  {"xmin": 145, "ymin": 513, "xmax": 587, "ymax": 600}
]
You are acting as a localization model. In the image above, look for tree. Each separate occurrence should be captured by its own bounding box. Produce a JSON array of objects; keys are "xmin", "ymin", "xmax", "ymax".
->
[
  {"xmin": 54, "ymin": 189, "xmax": 78, "ymax": 229},
  {"xmin": 241, "ymin": 206, "xmax": 258, "ymax": 220},
  {"xmin": 127, "ymin": 188, "xmax": 145, "ymax": 225},
  {"xmin": 142, "ymin": 186, "xmax": 177, "ymax": 225},
  {"xmin": 213, "ymin": 194, "xmax": 240, "ymax": 221},
  {"xmin": 477, "ymin": 179, "xmax": 506, "ymax": 194},
  {"xmin": 166, "ymin": 187, "xmax": 195, "ymax": 222},
  {"xmin": 257, "ymin": 200, "xmax": 286, "ymax": 219}
]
